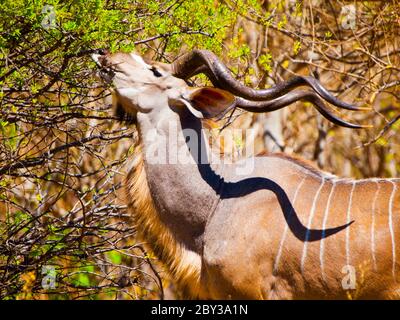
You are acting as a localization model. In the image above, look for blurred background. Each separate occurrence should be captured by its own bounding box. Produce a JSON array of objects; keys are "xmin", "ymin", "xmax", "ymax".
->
[{"xmin": 0, "ymin": 0, "xmax": 399, "ymax": 299}]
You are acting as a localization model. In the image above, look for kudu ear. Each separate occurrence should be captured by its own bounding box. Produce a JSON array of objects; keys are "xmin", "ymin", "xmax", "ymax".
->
[{"xmin": 181, "ymin": 87, "xmax": 236, "ymax": 119}]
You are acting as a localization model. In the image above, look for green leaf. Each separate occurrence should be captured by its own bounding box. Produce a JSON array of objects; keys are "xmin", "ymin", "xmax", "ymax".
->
[
  {"xmin": 77, "ymin": 274, "xmax": 91, "ymax": 287},
  {"xmin": 107, "ymin": 250, "xmax": 122, "ymax": 264}
]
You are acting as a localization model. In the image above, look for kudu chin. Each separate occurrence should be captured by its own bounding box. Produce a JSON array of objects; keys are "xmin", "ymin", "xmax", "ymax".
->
[{"xmin": 92, "ymin": 49, "xmax": 400, "ymax": 300}]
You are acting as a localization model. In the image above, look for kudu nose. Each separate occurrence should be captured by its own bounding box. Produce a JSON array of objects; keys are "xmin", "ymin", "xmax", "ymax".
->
[{"xmin": 91, "ymin": 49, "xmax": 109, "ymax": 67}]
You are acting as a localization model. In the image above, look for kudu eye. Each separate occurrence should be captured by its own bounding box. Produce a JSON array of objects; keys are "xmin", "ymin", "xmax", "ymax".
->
[{"xmin": 150, "ymin": 66, "xmax": 163, "ymax": 78}]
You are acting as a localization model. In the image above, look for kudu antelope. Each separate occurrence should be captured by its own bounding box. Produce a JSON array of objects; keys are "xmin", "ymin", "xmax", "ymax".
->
[{"xmin": 92, "ymin": 49, "xmax": 400, "ymax": 299}]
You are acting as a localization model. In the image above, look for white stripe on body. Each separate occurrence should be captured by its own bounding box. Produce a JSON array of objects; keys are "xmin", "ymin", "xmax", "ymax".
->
[
  {"xmin": 273, "ymin": 177, "xmax": 307, "ymax": 273},
  {"xmin": 389, "ymin": 181, "xmax": 397, "ymax": 278},
  {"xmin": 345, "ymin": 182, "xmax": 356, "ymax": 266},
  {"xmin": 319, "ymin": 182, "xmax": 336, "ymax": 281},
  {"xmin": 301, "ymin": 178, "xmax": 325, "ymax": 273},
  {"xmin": 371, "ymin": 182, "xmax": 380, "ymax": 271}
]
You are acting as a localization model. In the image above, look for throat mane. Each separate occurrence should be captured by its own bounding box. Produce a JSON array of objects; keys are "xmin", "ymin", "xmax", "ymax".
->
[{"xmin": 125, "ymin": 143, "xmax": 202, "ymax": 298}]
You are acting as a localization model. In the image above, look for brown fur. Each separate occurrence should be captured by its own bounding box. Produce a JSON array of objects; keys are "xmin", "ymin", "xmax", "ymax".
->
[
  {"xmin": 125, "ymin": 143, "xmax": 204, "ymax": 298},
  {"xmin": 95, "ymin": 50, "xmax": 400, "ymax": 300},
  {"xmin": 258, "ymin": 151, "xmax": 333, "ymax": 178}
]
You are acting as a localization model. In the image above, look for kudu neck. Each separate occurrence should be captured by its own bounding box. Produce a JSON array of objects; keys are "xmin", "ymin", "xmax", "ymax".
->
[{"xmin": 136, "ymin": 107, "xmax": 224, "ymax": 253}]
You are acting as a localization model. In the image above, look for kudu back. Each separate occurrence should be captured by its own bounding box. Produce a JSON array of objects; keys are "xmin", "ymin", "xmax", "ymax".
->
[{"xmin": 92, "ymin": 49, "xmax": 400, "ymax": 299}]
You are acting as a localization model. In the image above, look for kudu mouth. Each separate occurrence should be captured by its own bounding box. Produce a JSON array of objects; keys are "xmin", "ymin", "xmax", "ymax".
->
[
  {"xmin": 91, "ymin": 49, "xmax": 116, "ymax": 83},
  {"xmin": 90, "ymin": 48, "xmax": 109, "ymax": 65}
]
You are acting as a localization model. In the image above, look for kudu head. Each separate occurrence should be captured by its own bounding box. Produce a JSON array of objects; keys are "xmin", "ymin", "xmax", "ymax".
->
[
  {"xmin": 91, "ymin": 50, "xmax": 236, "ymax": 124},
  {"xmin": 92, "ymin": 49, "xmax": 367, "ymax": 128}
]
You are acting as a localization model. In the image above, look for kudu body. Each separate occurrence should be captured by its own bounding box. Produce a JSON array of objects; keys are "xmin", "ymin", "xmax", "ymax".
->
[{"xmin": 92, "ymin": 50, "xmax": 400, "ymax": 299}]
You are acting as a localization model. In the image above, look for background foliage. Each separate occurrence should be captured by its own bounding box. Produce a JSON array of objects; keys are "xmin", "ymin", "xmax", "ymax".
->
[{"xmin": 0, "ymin": 0, "xmax": 399, "ymax": 299}]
